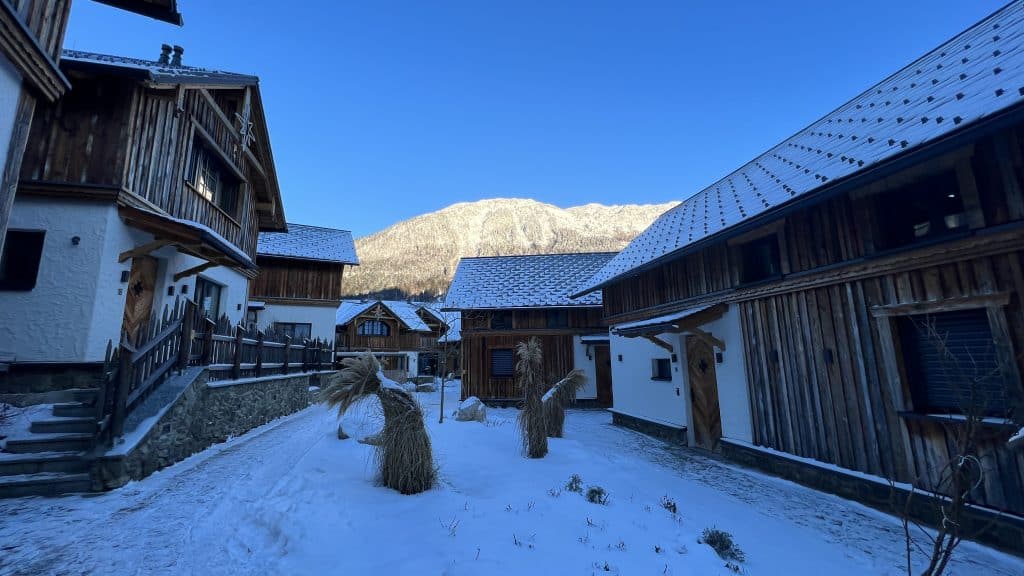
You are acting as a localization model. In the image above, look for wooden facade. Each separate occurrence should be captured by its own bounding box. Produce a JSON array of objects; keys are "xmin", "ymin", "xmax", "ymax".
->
[
  {"xmin": 336, "ymin": 303, "xmax": 447, "ymax": 353},
  {"xmin": 459, "ymin": 307, "xmax": 605, "ymax": 402},
  {"xmin": 250, "ymin": 256, "xmax": 346, "ymax": 304},
  {"xmin": 602, "ymin": 125, "xmax": 1024, "ymax": 516}
]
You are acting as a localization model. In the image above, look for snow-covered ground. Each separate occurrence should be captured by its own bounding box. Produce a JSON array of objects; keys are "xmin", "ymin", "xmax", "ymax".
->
[{"xmin": 1, "ymin": 384, "xmax": 1020, "ymax": 575}]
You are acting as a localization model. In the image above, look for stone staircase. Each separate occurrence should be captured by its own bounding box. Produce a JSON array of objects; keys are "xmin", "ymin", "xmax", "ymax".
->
[{"xmin": 0, "ymin": 389, "xmax": 100, "ymax": 498}]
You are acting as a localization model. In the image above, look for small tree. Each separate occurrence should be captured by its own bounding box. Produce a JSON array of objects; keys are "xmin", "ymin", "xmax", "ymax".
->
[
  {"xmin": 322, "ymin": 352, "xmax": 436, "ymax": 494},
  {"xmin": 517, "ymin": 337, "xmax": 547, "ymax": 458}
]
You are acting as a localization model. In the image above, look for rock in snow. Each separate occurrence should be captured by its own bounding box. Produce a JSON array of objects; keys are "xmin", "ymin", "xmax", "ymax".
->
[{"xmin": 455, "ymin": 396, "xmax": 486, "ymax": 422}]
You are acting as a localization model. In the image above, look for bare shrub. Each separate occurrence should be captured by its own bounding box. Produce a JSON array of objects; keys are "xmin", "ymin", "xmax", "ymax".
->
[
  {"xmin": 586, "ymin": 486, "xmax": 609, "ymax": 505},
  {"xmin": 700, "ymin": 528, "xmax": 745, "ymax": 562}
]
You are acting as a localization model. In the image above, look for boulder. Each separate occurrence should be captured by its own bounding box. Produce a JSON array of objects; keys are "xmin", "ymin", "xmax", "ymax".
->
[
  {"xmin": 455, "ymin": 396, "xmax": 486, "ymax": 422},
  {"xmin": 416, "ymin": 382, "xmax": 437, "ymax": 393}
]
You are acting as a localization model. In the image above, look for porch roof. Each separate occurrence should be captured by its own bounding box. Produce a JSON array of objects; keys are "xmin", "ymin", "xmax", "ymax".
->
[
  {"xmin": 612, "ymin": 303, "xmax": 727, "ymax": 337},
  {"xmin": 118, "ymin": 204, "xmax": 256, "ymax": 272}
]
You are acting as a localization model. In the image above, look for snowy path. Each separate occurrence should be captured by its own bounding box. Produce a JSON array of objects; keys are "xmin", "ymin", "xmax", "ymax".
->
[{"xmin": 0, "ymin": 388, "xmax": 1020, "ymax": 575}]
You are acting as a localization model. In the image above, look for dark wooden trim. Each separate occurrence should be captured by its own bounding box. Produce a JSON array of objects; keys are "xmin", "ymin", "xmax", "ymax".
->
[
  {"xmin": 190, "ymin": 120, "xmax": 247, "ymax": 183},
  {"xmin": 255, "ymin": 296, "xmax": 342, "ymax": 307},
  {"xmin": 17, "ymin": 180, "xmax": 123, "ymax": 201},
  {"xmin": 0, "ymin": 1, "xmax": 68, "ymax": 102},
  {"xmin": 870, "ymin": 292, "xmax": 1011, "ymax": 317},
  {"xmin": 0, "ymin": 91, "xmax": 34, "ymax": 259},
  {"xmin": 896, "ymin": 411, "xmax": 1019, "ymax": 431}
]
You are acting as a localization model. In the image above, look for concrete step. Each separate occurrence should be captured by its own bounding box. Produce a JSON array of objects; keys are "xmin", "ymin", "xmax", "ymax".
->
[
  {"xmin": 52, "ymin": 402, "xmax": 95, "ymax": 418},
  {"xmin": 0, "ymin": 452, "xmax": 91, "ymax": 476},
  {"xmin": 3, "ymin": 433, "xmax": 93, "ymax": 454},
  {"xmin": 70, "ymin": 389, "xmax": 100, "ymax": 405},
  {"xmin": 30, "ymin": 417, "xmax": 97, "ymax": 435},
  {"xmin": 0, "ymin": 472, "xmax": 93, "ymax": 498}
]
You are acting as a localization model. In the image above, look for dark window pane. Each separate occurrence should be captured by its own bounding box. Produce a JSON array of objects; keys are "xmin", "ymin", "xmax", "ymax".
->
[
  {"xmin": 876, "ymin": 171, "xmax": 965, "ymax": 250},
  {"xmin": 652, "ymin": 358, "xmax": 672, "ymax": 380},
  {"xmin": 491, "ymin": 348, "xmax": 514, "ymax": 377},
  {"xmin": 0, "ymin": 230, "xmax": 45, "ymax": 291},
  {"xmin": 740, "ymin": 235, "xmax": 781, "ymax": 284},
  {"xmin": 546, "ymin": 309, "xmax": 568, "ymax": 328},
  {"xmin": 491, "ymin": 311, "xmax": 512, "ymax": 330},
  {"xmin": 358, "ymin": 320, "xmax": 390, "ymax": 336},
  {"xmin": 195, "ymin": 277, "xmax": 222, "ymax": 319}
]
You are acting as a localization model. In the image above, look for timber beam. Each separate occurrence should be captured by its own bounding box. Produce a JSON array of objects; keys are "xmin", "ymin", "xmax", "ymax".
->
[
  {"xmin": 688, "ymin": 327, "xmax": 726, "ymax": 351},
  {"xmin": 119, "ymin": 239, "xmax": 170, "ymax": 262},
  {"xmin": 644, "ymin": 335, "xmax": 674, "ymax": 353},
  {"xmin": 173, "ymin": 261, "xmax": 218, "ymax": 282}
]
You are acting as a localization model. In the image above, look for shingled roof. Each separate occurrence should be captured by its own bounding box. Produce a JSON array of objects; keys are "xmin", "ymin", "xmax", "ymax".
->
[
  {"xmin": 257, "ymin": 224, "xmax": 358, "ymax": 264},
  {"xmin": 61, "ymin": 49, "xmax": 259, "ymax": 87},
  {"xmin": 445, "ymin": 252, "xmax": 616, "ymax": 310},
  {"xmin": 576, "ymin": 2, "xmax": 1024, "ymax": 296},
  {"xmin": 336, "ymin": 300, "xmax": 432, "ymax": 332}
]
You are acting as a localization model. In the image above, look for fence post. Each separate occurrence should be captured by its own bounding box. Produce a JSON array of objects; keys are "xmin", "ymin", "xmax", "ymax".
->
[
  {"xmin": 178, "ymin": 300, "xmax": 196, "ymax": 371},
  {"xmin": 316, "ymin": 340, "xmax": 323, "ymax": 372},
  {"xmin": 255, "ymin": 330, "xmax": 264, "ymax": 377},
  {"xmin": 232, "ymin": 325, "xmax": 244, "ymax": 380},
  {"xmin": 283, "ymin": 336, "xmax": 291, "ymax": 375},
  {"xmin": 111, "ymin": 342, "xmax": 132, "ymax": 438},
  {"xmin": 300, "ymin": 339, "xmax": 309, "ymax": 373},
  {"xmin": 200, "ymin": 317, "xmax": 215, "ymax": 365}
]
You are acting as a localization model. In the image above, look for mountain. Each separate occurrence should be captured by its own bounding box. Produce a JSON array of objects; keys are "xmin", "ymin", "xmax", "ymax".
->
[{"xmin": 342, "ymin": 198, "xmax": 678, "ymax": 300}]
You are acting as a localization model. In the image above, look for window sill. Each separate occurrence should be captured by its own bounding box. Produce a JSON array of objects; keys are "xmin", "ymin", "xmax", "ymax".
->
[
  {"xmin": 650, "ymin": 376, "xmax": 672, "ymax": 382},
  {"xmin": 897, "ymin": 411, "xmax": 1017, "ymax": 430}
]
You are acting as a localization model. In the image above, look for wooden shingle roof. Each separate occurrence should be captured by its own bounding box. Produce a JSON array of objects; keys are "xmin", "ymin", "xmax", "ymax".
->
[{"xmin": 576, "ymin": 2, "xmax": 1024, "ymax": 296}]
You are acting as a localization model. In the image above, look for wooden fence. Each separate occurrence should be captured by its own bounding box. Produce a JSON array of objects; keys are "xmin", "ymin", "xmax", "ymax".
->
[{"xmin": 96, "ymin": 297, "xmax": 334, "ymax": 444}]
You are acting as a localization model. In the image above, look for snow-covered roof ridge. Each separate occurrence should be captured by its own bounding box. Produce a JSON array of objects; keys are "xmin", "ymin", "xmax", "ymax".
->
[
  {"xmin": 444, "ymin": 252, "xmax": 616, "ymax": 310},
  {"xmin": 61, "ymin": 49, "xmax": 260, "ymax": 87},
  {"xmin": 575, "ymin": 2, "xmax": 1024, "ymax": 296},
  {"xmin": 335, "ymin": 300, "xmax": 434, "ymax": 332},
  {"xmin": 258, "ymin": 223, "xmax": 359, "ymax": 264}
]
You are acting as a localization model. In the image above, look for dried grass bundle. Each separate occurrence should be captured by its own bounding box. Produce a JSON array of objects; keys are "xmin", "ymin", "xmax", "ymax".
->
[
  {"xmin": 321, "ymin": 352, "xmax": 436, "ymax": 494},
  {"xmin": 542, "ymin": 369, "xmax": 587, "ymax": 438},
  {"xmin": 516, "ymin": 337, "xmax": 548, "ymax": 458}
]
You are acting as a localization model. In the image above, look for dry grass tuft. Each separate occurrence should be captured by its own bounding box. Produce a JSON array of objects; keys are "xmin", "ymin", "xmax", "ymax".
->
[
  {"xmin": 516, "ymin": 337, "xmax": 548, "ymax": 458},
  {"xmin": 542, "ymin": 369, "xmax": 587, "ymax": 438}
]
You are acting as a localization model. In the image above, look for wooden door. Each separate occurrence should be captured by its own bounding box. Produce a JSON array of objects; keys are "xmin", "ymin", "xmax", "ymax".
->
[
  {"xmin": 594, "ymin": 344, "xmax": 613, "ymax": 406},
  {"xmin": 686, "ymin": 335, "xmax": 722, "ymax": 450},
  {"xmin": 121, "ymin": 255, "xmax": 158, "ymax": 343}
]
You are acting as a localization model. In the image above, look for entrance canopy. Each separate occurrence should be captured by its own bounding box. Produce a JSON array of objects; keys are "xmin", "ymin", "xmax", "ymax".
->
[{"xmin": 613, "ymin": 303, "xmax": 728, "ymax": 352}]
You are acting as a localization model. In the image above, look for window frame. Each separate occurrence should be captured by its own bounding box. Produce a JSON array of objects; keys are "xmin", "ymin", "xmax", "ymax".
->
[
  {"xmin": 0, "ymin": 229, "xmax": 45, "ymax": 291},
  {"xmin": 194, "ymin": 276, "xmax": 224, "ymax": 320},
  {"xmin": 545, "ymin": 309, "xmax": 569, "ymax": 329},
  {"xmin": 357, "ymin": 319, "xmax": 391, "ymax": 337},
  {"xmin": 490, "ymin": 348, "xmax": 515, "ymax": 378},
  {"xmin": 737, "ymin": 233, "xmax": 783, "ymax": 285},
  {"xmin": 186, "ymin": 135, "xmax": 241, "ymax": 218},
  {"xmin": 274, "ymin": 322, "xmax": 312, "ymax": 342},
  {"xmin": 651, "ymin": 358, "xmax": 672, "ymax": 381},
  {"xmin": 490, "ymin": 311, "xmax": 512, "ymax": 330}
]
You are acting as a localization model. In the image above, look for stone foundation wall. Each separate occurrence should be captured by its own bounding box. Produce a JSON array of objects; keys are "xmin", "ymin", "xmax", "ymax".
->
[
  {"xmin": 611, "ymin": 411, "xmax": 688, "ymax": 445},
  {"xmin": 721, "ymin": 439, "xmax": 1024, "ymax": 556},
  {"xmin": 96, "ymin": 371, "xmax": 330, "ymax": 488}
]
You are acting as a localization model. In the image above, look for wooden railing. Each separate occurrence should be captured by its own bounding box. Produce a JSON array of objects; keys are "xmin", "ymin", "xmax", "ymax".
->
[{"xmin": 96, "ymin": 297, "xmax": 334, "ymax": 444}]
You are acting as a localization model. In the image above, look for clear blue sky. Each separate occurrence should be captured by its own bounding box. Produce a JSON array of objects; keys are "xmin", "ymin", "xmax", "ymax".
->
[{"xmin": 65, "ymin": 0, "xmax": 1008, "ymax": 237}]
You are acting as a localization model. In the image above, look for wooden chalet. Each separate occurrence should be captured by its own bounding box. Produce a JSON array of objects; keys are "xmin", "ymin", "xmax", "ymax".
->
[
  {"xmin": 0, "ymin": 46, "xmax": 285, "ymax": 391},
  {"xmin": 444, "ymin": 252, "xmax": 616, "ymax": 406},
  {"xmin": 335, "ymin": 299, "xmax": 450, "ymax": 382},
  {"xmin": 0, "ymin": 0, "xmax": 181, "ymax": 270},
  {"xmin": 249, "ymin": 223, "xmax": 358, "ymax": 343},
  {"xmin": 573, "ymin": 3, "xmax": 1024, "ymax": 544}
]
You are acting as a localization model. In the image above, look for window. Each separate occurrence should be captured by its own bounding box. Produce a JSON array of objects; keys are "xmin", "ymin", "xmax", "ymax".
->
[
  {"xmin": 0, "ymin": 230, "xmax": 45, "ymax": 291},
  {"xmin": 739, "ymin": 234, "xmax": 782, "ymax": 284},
  {"xmin": 245, "ymin": 309, "xmax": 259, "ymax": 332},
  {"xmin": 187, "ymin": 137, "xmax": 239, "ymax": 215},
  {"xmin": 357, "ymin": 320, "xmax": 390, "ymax": 336},
  {"xmin": 491, "ymin": 311, "xmax": 512, "ymax": 330},
  {"xmin": 195, "ymin": 277, "xmax": 223, "ymax": 320},
  {"xmin": 274, "ymin": 322, "xmax": 312, "ymax": 341},
  {"xmin": 652, "ymin": 358, "xmax": 672, "ymax": 380},
  {"xmin": 546, "ymin": 309, "xmax": 568, "ymax": 328},
  {"xmin": 491, "ymin": 348, "xmax": 514, "ymax": 378},
  {"xmin": 898, "ymin": 309, "xmax": 1011, "ymax": 416},
  {"xmin": 875, "ymin": 171, "xmax": 966, "ymax": 251}
]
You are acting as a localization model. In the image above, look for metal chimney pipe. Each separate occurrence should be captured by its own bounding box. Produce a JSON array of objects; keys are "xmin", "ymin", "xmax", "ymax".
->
[
  {"xmin": 158, "ymin": 44, "xmax": 172, "ymax": 65},
  {"xmin": 171, "ymin": 45, "xmax": 184, "ymax": 66}
]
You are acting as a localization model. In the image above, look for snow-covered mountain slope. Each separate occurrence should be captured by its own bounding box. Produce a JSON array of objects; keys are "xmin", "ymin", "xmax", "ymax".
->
[{"xmin": 343, "ymin": 198, "xmax": 678, "ymax": 298}]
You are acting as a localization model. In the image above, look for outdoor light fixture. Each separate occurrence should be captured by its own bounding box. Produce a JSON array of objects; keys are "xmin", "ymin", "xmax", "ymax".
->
[
  {"xmin": 181, "ymin": 284, "xmax": 189, "ymax": 295},
  {"xmin": 71, "ymin": 236, "xmax": 80, "ymax": 245},
  {"xmin": 715, "ymin": 352, "xmax": 724, "ymax": 364},
  {"xmin": 120, "ymin": 270, "xmax": 130, "ymax": 283},
  {"xmin": 167, "ymin": 286, "xmax": 175, "ymax": 296}
]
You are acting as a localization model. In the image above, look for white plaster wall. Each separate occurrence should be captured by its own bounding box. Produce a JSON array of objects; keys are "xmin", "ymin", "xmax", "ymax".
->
[
  {"xmin": 149, "ymin": 250, "xmax": 249, "ymax": 329},
  {"xmin": 0, "ymin": 55, "xmax": 21, "ymax": 177},
  {"xmin": 699, "ymin": 306, "xmax": 753, "ymax": 442},
  {"xmin": 571, "ymin": 335, "xmax": 598, "ymax": 399},
  {"xmin": 0, "ymin": 198, "xmax": 121, "ymax": 362},
  {"xmin": 258, "ymin": 302, "xmax": 337, "ymax": 342},
  {"xmin": 608, "ymin": 332, "xmax": 688, "ymax": 427}
]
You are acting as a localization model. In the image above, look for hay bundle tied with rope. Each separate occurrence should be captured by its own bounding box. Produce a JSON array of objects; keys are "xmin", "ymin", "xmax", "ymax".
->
[
  {"xmin": 516, "ymin": 337, "xmax": 548, "ymax": 458},
  {"xmin": 542, "ymin": 369, "xmax": 587, "ymax": 438},
  {"xmin": 322, "ymin": 352, "xmax": 436, "ymax": 494}
]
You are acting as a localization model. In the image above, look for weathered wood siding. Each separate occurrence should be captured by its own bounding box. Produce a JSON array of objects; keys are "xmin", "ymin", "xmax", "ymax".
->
[
  {"xmin": 601, "ymin": 125, "xmax": 1024, "ymax": 515},
  {"xmin": 250, "ymin": 257, "xmax": 345, "ymax": 301},
  {"xmin": 7, "ymin": 0, "xmax": 71, "ymax": 60}
]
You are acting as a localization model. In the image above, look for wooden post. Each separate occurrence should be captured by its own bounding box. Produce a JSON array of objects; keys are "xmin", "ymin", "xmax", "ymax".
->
[
  {"xmin": 178, "ymin": 300, "xmax": 196, "ymax": 370},
  {"xmin": 201, "ymin": 318, "xmax": 215, "ymax": 365},
  {"xmin": 255, "ymin": 330, "xmax": 264, "ymax": 377},
  {"xmin": 232, "ymin": 325, "xmax": 244, "ymax": 380},
  {"xmin": 111, "ymin": 343, "xmax": 132, "ymax": 438},
  {"xmin": 301, "ymin": 339, "xmax": 310, "ymax": 373},
  {"xmin": 316, "ymin": 340, "xmax": 323, "ymax": 372},
  {"xmin": 283, "ymin": 336, "xmax": 291, "ymax": 375}
]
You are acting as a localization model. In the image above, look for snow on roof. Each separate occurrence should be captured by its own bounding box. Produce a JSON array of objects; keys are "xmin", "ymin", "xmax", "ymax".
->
[
  {"xmin": 438, "ymin": 312, "xmax": 461, "ymax": 343},
  {"xmin": 576, "ymin": 3, "xmax": 1024, "ymax": 296},
  {"xmin": 335, "ymin": 300, "xmax": 432, "ymax": 332},
  {"xmin": 257, "ymin": 223, "xmax": 359, "ymax": 264},
  {"xmin": 61, "ymin": 49, "xmax": 260, "ymax": 87},
  {"xmin": 445, "ymin": 252, "xmax": 616, "ymax": 310}
]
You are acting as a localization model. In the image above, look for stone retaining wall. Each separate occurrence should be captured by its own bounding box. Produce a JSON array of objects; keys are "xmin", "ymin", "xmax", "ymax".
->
[
  {"xmin": 611, "ymin": 410, "xmax": 688, "ymax": 445},
  {"xmin": 96, "ymin": 371, "xmax": 332, "ymax": 489}
]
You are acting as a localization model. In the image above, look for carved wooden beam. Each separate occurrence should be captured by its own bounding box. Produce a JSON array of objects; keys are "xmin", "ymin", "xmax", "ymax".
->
[
  {"xmin": 173, "ymin": 261, "xmax": 218, "ymax": 282},
  {"xmin": 689, "ymin": 327, "xmax": 726, "ymax": 351},
  {"xmin": 643, "ymin": 335, "xmax": 674, "ymax": 353},
  {"xmin": 118, "ymin": 239, "xmax": 170, "ymax": 262}
]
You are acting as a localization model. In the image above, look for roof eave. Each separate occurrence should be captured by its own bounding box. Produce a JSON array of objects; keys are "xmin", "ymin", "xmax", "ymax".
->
[{"xmin": 92, "ymin": 0, "xmax": 183, "ymax": 25}]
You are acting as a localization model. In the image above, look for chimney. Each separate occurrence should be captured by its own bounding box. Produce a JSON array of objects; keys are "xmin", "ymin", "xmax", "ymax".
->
[
  {"xmin": 171, "ymin": 45, "xmax": 184, "ymax": 66},
  {"xmin": 158, "ymin": 44, "xmax": 172, "ymax": 65}
]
